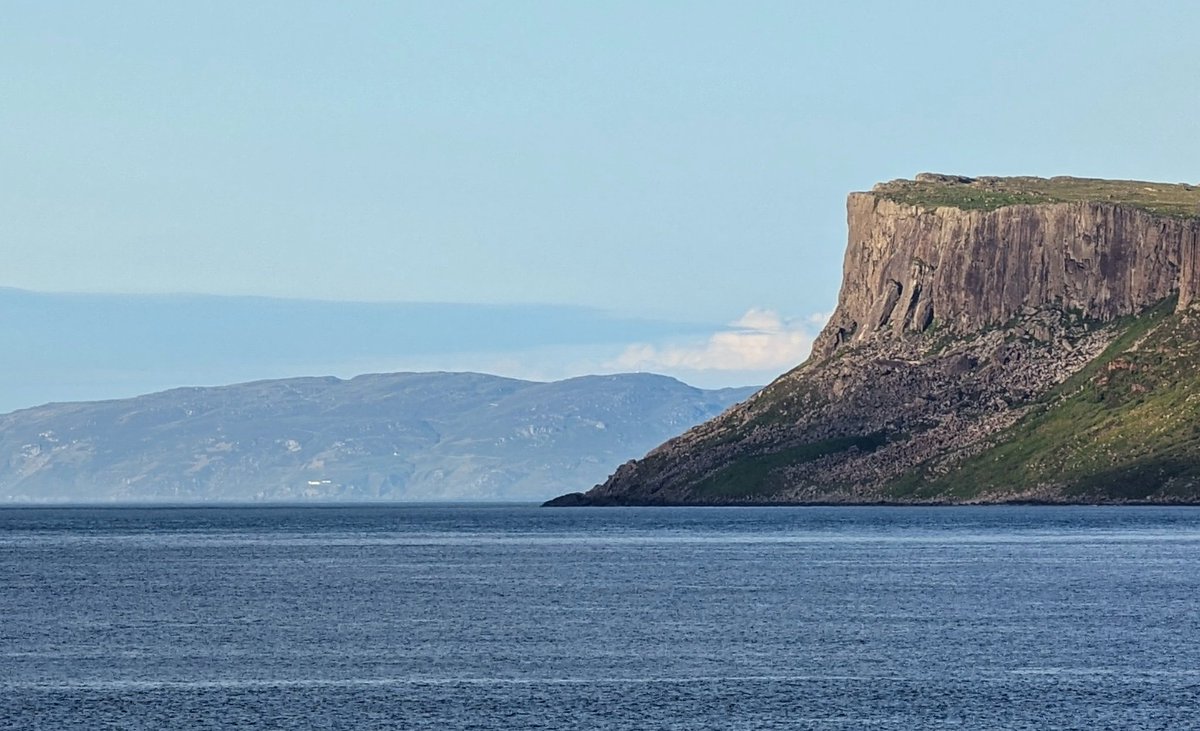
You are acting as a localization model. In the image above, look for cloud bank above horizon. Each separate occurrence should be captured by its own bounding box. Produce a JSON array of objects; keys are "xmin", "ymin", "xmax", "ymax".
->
[{"xmin": 613, "ymin": 309, "xmax": 827, "ymax": 376}]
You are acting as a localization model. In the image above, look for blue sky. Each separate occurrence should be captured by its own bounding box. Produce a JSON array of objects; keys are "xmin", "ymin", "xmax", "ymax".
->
[{"xmin": 3, "ymin": 1, "xmax": 1199, "ymax": 409}]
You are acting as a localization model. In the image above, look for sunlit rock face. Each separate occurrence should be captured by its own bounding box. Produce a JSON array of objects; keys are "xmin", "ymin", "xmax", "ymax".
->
[{"xmin": 817, "ymin": 191, "xmax": 1200, "ymax": 358}]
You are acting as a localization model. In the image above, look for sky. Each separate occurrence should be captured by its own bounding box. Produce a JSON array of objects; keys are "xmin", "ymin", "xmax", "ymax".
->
[{"xmin": 3, "ymin": 1, "xmax": 1199, "ymax": 410}]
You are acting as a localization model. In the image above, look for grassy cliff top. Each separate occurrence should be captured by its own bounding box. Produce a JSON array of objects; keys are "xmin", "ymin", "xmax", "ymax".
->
[{"xmin": 870, "ymin": 173, "xmax": 1200, "ymax": 218}]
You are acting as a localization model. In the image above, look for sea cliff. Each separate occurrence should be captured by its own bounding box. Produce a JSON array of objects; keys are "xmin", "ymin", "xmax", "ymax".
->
[{"xmin": 548, "ymin": 174, "xmax": 1200, "ymax": 505}]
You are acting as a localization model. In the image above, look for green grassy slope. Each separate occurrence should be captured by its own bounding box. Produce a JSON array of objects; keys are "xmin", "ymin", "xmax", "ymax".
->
[
  {"xmin": 872, "ymin": 175, "xmax": 1200, "ymax": 218},
  {"xmin": 692, "ymin": 433, "xmax": 887, "ymax": 499},
  {"xmin": 894, "ymin": 299, "xmax": 1200, "ymax": 501}
]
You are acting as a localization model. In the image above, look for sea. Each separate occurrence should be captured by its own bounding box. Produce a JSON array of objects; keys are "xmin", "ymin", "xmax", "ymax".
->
[{"xmin": 3, "ymin": 505, "xmax": 1199, "ymax": 730}]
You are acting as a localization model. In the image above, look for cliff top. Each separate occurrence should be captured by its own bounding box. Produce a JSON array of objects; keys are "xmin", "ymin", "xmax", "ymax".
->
[{"xmin": 870, "ymin": 173, "xmax": 1200, "ymax": 218}]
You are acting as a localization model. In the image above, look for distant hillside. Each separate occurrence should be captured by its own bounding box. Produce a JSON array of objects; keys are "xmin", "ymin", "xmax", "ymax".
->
[{"xmin": 0, "ymin": 372, "xmax": 755, "ymax": 503}]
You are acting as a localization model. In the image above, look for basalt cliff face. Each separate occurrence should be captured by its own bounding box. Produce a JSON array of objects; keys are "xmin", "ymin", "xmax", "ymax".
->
[
  {"xmin": 549, "ymin": 175, "xmax": 1200, "ymax": 505},
  {"xmin": 818, "ymin": 194, "xmax": 1200, "ymax": 357}
]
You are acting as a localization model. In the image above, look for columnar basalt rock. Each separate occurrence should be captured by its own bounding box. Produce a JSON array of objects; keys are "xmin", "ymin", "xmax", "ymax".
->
[{"xmin": 814, "ymin": 196, "xmax": 1200, "ymax": 359}]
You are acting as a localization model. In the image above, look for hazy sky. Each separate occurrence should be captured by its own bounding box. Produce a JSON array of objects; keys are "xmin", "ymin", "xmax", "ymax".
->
[{"xmin": 4, "ymin": 1, "xmax": 1199, "ymax": 405}]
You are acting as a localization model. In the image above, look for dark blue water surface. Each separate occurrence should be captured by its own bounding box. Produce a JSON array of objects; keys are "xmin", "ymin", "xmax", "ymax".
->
[{"xmin": 3, "ymin": 505, "xmax": 1200, "ymax": 730}]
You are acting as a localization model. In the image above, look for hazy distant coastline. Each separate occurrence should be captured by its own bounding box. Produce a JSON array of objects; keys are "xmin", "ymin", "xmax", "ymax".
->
[{"xmin": 0, "ymin": 370, "xmax": 755, "ymax": 503}]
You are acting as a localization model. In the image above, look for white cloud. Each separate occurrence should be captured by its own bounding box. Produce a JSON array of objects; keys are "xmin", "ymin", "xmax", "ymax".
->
[
  {"xmin": 260, "ymin": 309, "xmax": 831, "ymax": 395},
  {"xmin": 613, "ymin": 308, "xmax": 829, "ymax": 373}
]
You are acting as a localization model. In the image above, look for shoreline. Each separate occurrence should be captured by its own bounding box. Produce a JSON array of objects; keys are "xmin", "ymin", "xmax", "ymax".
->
[{"xmin": 542, "ymin": 492, "xmax": 1200, "ymax": 508}]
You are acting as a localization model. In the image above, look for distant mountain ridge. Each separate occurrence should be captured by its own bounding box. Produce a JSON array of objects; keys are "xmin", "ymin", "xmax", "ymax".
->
[{"xmin": 0, "ymin": 372, "xmax": 755, "ymax": 502}]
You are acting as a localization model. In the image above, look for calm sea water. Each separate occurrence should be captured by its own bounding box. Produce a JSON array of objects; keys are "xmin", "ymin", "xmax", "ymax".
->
[{"xmin": 3, "ymin": 505, "xmax": 1199, "ymax": 730}]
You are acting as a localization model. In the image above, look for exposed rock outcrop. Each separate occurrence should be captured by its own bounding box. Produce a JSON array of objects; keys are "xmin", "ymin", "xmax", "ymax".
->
[
  {"xmin": 551, "ymin": 175, "xmax": 1200, "ymax": 505},
  {"xmin": 816, "ymin": 195, "xmax": 1200, "ymax": 359}
]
